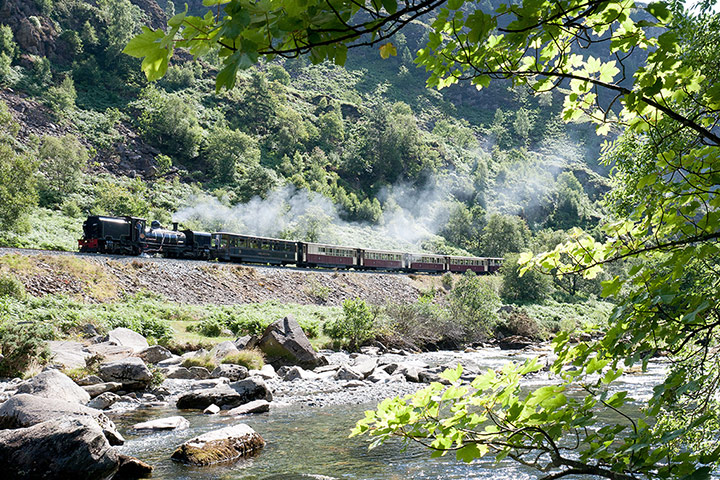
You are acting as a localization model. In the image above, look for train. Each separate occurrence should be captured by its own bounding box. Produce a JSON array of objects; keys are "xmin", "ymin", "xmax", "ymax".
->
[{"xmin": 78, "ymin": 215, "xmax": 503, "ymax": 274}]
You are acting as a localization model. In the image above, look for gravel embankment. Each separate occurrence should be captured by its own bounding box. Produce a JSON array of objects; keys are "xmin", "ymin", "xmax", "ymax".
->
[{"xmin": 0, "ymin": 248, "xmax": 436, "ymax": 305}]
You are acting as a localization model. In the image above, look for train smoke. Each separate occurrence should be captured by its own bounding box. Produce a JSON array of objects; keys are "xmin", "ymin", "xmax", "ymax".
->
[{"xmin": 173, "ymin": 178, "xmax": 462, "ymax": 252}]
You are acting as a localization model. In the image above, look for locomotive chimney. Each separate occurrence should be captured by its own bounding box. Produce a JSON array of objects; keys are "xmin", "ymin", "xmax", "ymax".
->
[{"xmin": 172, "ymin": 222, "xmax": 178, "ymax": 231}]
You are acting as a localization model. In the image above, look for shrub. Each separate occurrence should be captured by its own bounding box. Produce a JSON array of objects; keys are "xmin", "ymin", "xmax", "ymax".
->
[
  {"xmin": 323, "ymin": 298, "xmax": 377, "ymax": 351},
  {"xmin": 44, "ymin": 77, "xmax": 77, "ymax": 115},
  {"xmin": 227, "ymin": 316, "xmax": 266, "ymax": 336},
  {"xmin": 500, "ymin": 253, "xmax": 552, "ymax": 303},
  {"xmin": 448, "ymin": 271, "xmax": 501, "ymax": 342},
  {"xmin": 188, "ymin": 318, "xmax": 224, "ymax": 337},
  {"xmin": 221, "ymin": 349, "xmax": 264, "ymax": 370},
  {"xmin": 0, "ymin": 320, "xmax": 54, "ymax": 377},
  {"xmin": 181, "ymin": 353, "xmax": 216, "ymax": 370},
  {"xmin": 495, "ymin": 308, "xmax": 544, "ymax": 340},
  {"xmin": 0, "ymin": 274, "xmax": 25, "ymax": 299},
  {"xmin": 441, "ymin": 272, "xmax": 454, "ymax": 290}
]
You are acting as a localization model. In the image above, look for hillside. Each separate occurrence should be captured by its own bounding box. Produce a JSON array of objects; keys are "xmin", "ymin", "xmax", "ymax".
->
[{"xmin": 0, "ymin": 0, "xmax": 611, "ymax": 264}]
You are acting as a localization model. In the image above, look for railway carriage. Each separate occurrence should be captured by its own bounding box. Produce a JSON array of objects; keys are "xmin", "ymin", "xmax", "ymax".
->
[
  {"xmin": 360, "ymin": 249, "xmax": 404, "ymax": 270},
  {"xmin": 407, "ymin": 253, "xmax": 446, "ymax": 272},
  {"xmin": 213, "ymin": 232, "xmax": 298, "ymax": 265},
  {"xmin": 447, "ymin": 256, "xmax": 489, "ymax": 274},
  {"xmin": 302, "ymin": 242, "xmax": 359, "ymax": 268}
]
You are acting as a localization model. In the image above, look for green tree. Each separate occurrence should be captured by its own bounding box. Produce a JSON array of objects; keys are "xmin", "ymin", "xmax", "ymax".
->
[
  {"xmin": 138, "ymin": 88, "xmax": 203, "ymax": 160},
  {"xmin": 129, "ymin": 1, "xmax": 720, "ymax": 478},
  {"xmin": 204, "ymin": 128, "xmax": 260, "ymax": 183},
  {"xmin": 447, "ymin": 270, "xmax": 500, "ymax": 343},
  {"xmin": 324, "ymin": 298, "xmax": 377, "ymax": 351},
  {"xmin": 500, "ymin": 253, "xmax": 551, "ymax": 303},
  {"xmin": 44, "ymin": 76, "xmax": 77, "ymax": 116},
  {"xmin": 37, "ymin": 134, "xmax": 88, "ymax": 206},
  {"xmin": 479, "ymin": 213, "xmax": 530, "ymax": 257},
  {"xmin": 0, "ymin": 145, "xmax": 38, "ymax": 231},
  {"xmin": 0, "ymin": 25, "xmax": 17, "ymax": 60}
]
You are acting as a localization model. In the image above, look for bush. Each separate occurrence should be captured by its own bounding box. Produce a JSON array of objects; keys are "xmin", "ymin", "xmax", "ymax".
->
[
  {"xmin": 188, "ymin": 318, "xmax": 224, "ymax": 337},
  {"xmin": 0, "ymin": 320, "xmax": 54, "ymax": 377},
  {"xmin": 44, "ymin": 77, "xmax": 77, "ymax": 115},
  {"xmin": 323, "ymin": 298, "xmax": 377, "ymax": 351},
  {"xmin": 500, "ymin": 253, "xmax": 551, "ymax": 303},
  {"xmin": 441, "ymin": 272, "xmax": 454, "ymax": 290},
  {"xmin": 495, "ymin": 308, "xmax": 544, "ymax": 340},
  {"xmin": 221, "ymin": 349, "xmax": 264, "ymax": 370},
  {"xmin": 181, "ymin": 353, "xmax": 216, "ymax": 370},
  {"xmin": 448, "ymin": 271, "xmax": 501, "ymax": 342},
  {"xmin": 0, "ymin": 274, "xmax": 25, "ymax": 299},
  {"xmin": 37, "ymin": 134, "xmax": 88, "ymax": 206}
]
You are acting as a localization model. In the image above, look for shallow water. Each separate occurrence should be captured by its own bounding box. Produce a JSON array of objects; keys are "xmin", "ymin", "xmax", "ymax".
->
[{"xmin": 114, "ymin": 349, "xmax": 668, "ymax": 480}]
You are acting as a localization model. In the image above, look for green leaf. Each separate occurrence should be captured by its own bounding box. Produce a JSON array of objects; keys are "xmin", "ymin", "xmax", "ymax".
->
[
  {"xmin": 123, "ymin": 27, "xmax": 165, "ymax": 58},
  {"xmin": 379, "ymin": 42, "xmax": 397, "ymax": 59},
  {"xmin": 456, "ymin": 442, "xmax": 486, "ymax": 462},
  {"xmin": 381, "ymin": 0, "xmax": 397, "ymax": 14}
]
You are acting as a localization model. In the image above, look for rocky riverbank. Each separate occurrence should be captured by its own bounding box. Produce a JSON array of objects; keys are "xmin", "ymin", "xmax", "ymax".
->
[{"xmin": 0, "ymin": 316, "xmax": 554, "ymax": 479}]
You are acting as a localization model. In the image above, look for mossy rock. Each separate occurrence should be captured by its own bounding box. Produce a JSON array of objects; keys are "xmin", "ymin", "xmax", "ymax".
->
[{"xmin": 171, "ymin": 424, "xmax": 265, "ymax": 465}]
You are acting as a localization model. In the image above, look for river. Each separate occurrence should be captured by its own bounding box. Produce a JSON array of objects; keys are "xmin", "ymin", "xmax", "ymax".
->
[{"xmin": 114, "ymin": 348, "xmax": 669, "ymax": 480}]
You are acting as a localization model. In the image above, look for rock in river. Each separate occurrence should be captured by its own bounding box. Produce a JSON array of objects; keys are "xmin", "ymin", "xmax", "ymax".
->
[
  {"xmin": 0, "ymin": 417, "xmax": 120, "ymax": 480},
  {"xmin": 176, "ymin": 377, "xmax": 272, "ymax": 410},
  {"xmin": 16, "ymin": 369, "xmax": 91, "ymax": 405},
  {"xmin": 171, "ymin": 424, "xmax": 265, "ymax": 465},
  {"xmin": 99, "ymin": 357, "xmax": 152, "ymax": 390},
  {"xmin": 0, "ymin": 393, "xmax": 125, "ymax": 446},
  {"xmin": 133, "ymin": 416, "xmax": 190, "ymax": 431}
]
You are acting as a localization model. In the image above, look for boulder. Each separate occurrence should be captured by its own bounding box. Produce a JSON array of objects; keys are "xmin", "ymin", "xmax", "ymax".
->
[
  {"xmin": 170, "ymin": 424, "xmax": 265, "ymax": 465},
  {"xmin": 0, "ymin": 394, "xmax": 124, "ymax": 446},
  {"xmin": 106, "ymin": 328, "xmax": 149, "ymax": 353},
  {"xmin": 249, "ymin": 364, "xmax": 277, "ymax": 380},
  {"xmin": 211, "ymin": 364, "xmax": 248, "ymax": 381},
  {"xmin": 203, "ymin": 404, "xmax": 220, "ymax": 415},
  {"xmin": 165, "ymin": 366, "xmax": 196, "ymax": 379},
  {"xmin": 366, "ymin": 369, "xmax": 391, "ymax": 383},
  {"xmin": 350, "ymin": 355, "xmax": 377, "ymax": 378},
  {"xmin": 88, "ymin": 392, "xmax": 121, "ymax": 410},
  {"xmin": 133, "ymin": 416, "xmax": 190, "ymax": 431},
  {"xmin": 396, "ymin": 365, "xmax": 423, "ymax": 383},
  {"xmin": 16, "ymin": 369, "xmax": 90, "ymax": 405},
  {"xmin": 226, "ymin": 400, "xmax": 270, "ymax": 416},
  {"xmin": 136, "ymin": 345, "xmax": 173, "ymax": 364},
  {"xmin": 498, "ymin": 335, "xmax": 535, "ymax": 350},
  {"xmin": 0, "ymin": 417, "xmax": 119, "ymax": 479},
  {"xmin": 99, "ymin": 357, "xmax": 152, "ymax": 389},
  {"xmin": 189, "ymin": 366, "xmax": 211, "ymax": 380},
  {"xmin": 176, "ymin": 377, "xmax": 272, "ymax": 410},
  {"xmin": 83, "ymin": 382, "xmax": 122, "ymax": 398},
  {"xmin": 47, "ymin": 341, "xmax": 92, "ymax": 369},
  {"xmin": 211, "ymin": 341, "xmax": 239, "ymax": 361},
  {"xmin": 281, "ymin": 366, "xmax": 319, "ymax": 381},
  {"xmin": 77, "ymin": 375, "xmax": 104, "ymax": 386},
  {"xmin": 334, "ymin": 366, "xmax": 363, "ymax": 381},
  {"xmin": 234, "ymin": 335, "xmax": 258, "ymax": 350},
  {"xmin": 256, "ymin": 316, "xmax": 325, "ymax": 369},
  {"xmin": 114, "ymin": 454, "xmax": 153, "ymax": 479},
  {"xmin": 86, "ymin": 343, "xmax": 135, "ymax": 363}
]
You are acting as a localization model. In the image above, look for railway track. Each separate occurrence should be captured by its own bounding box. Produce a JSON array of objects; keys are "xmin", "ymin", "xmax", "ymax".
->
[{"xmin": 0, "ymin": 246, "xmax": 426, "ymax": 277}]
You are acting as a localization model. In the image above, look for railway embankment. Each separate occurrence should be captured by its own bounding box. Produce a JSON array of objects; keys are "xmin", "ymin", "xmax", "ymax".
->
[{"xmin": 0, "ymin": 248, "xmax": 437, "ymax": 306}]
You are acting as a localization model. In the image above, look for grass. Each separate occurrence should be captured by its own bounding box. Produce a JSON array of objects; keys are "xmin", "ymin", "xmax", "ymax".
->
[
  {"xmin": 180, "ymin": 353, "xmax": 217, "ymax": 371},
  {"xmin": 221, "ymin": 348, "xmax": 265, "ymax": 370}
]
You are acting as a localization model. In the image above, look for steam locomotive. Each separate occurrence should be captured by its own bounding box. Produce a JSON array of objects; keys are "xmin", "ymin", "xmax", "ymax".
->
[{"xmin": 79, "ymin": 215, "xmax": 503, "ymax": 274}]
